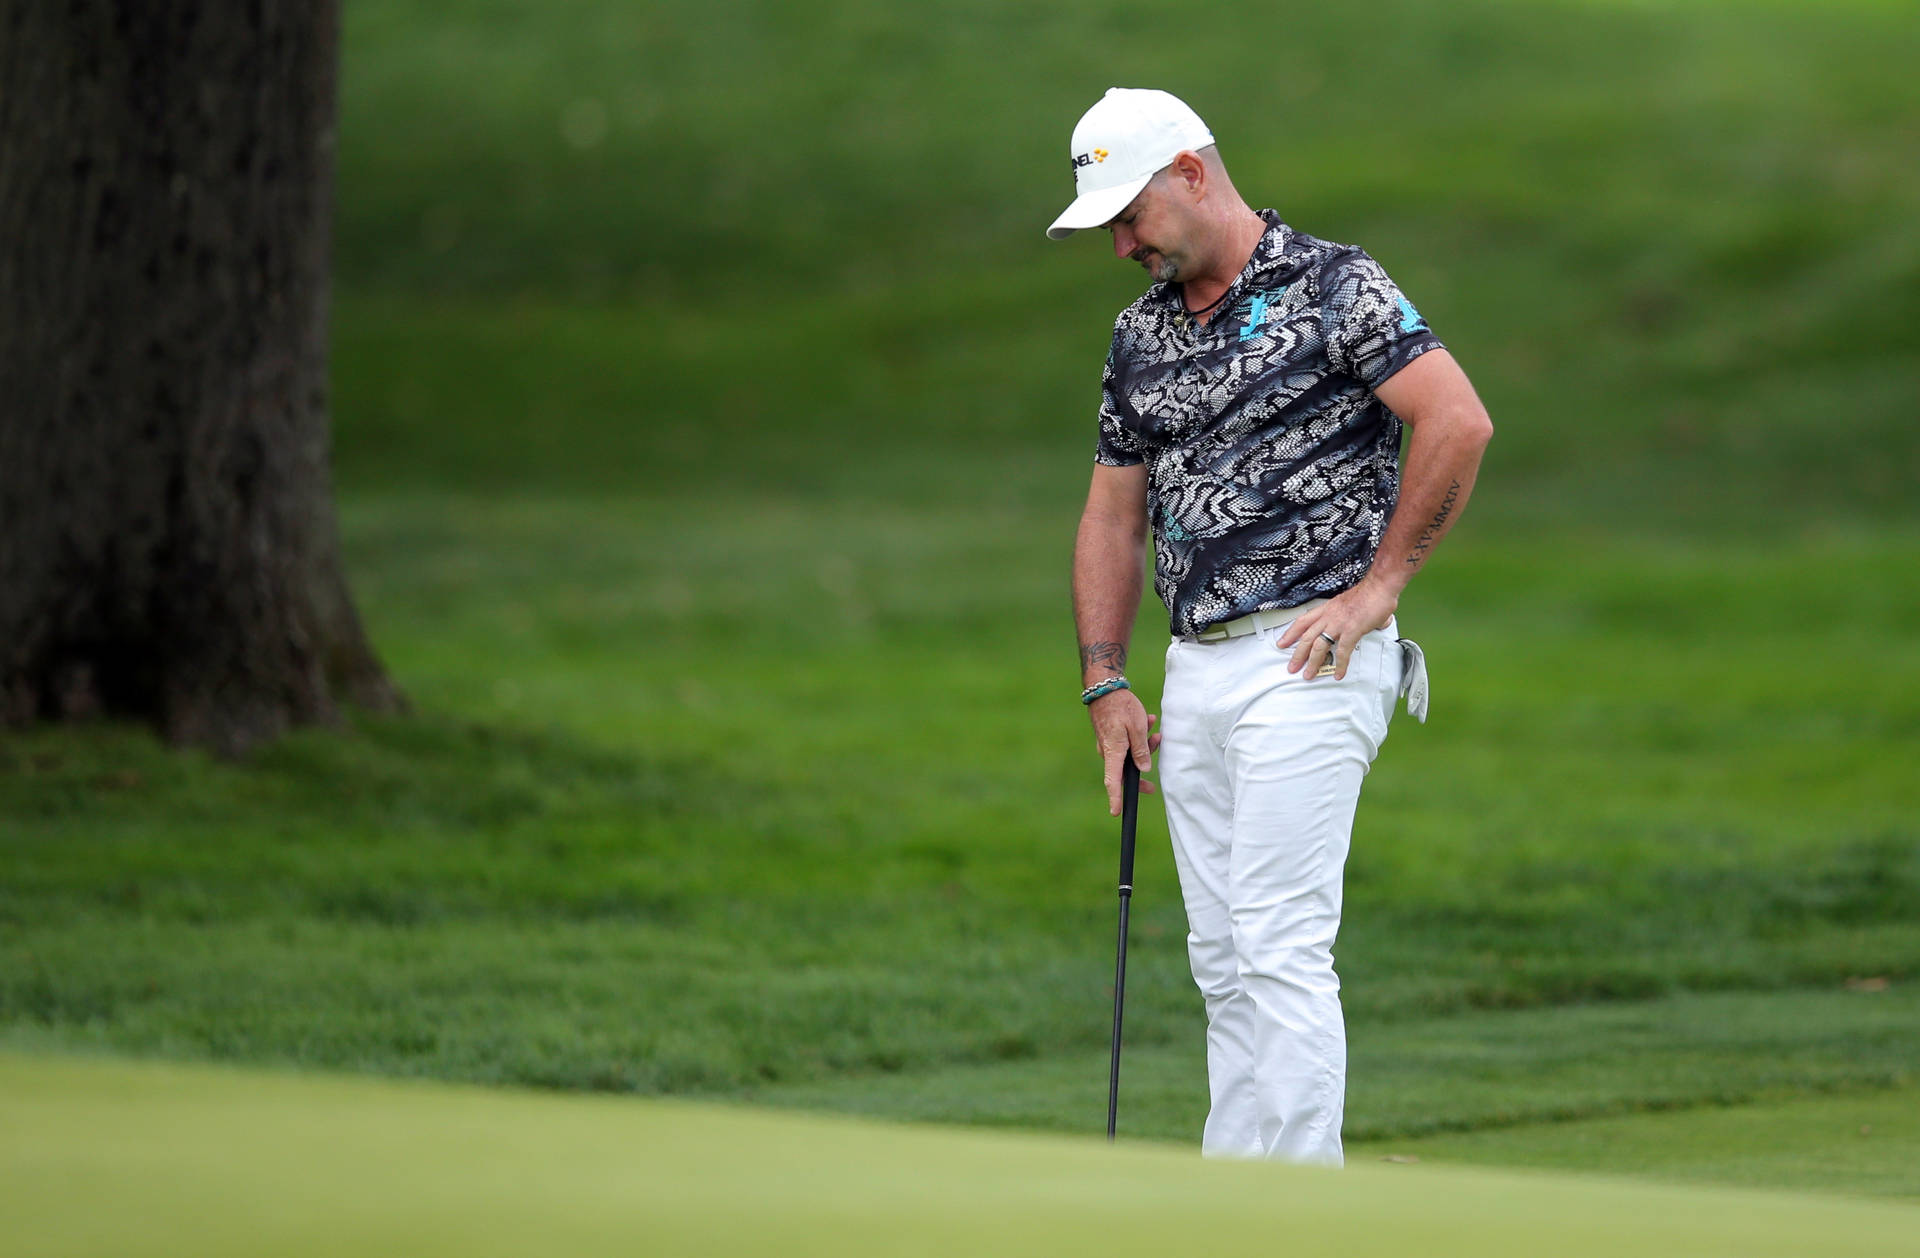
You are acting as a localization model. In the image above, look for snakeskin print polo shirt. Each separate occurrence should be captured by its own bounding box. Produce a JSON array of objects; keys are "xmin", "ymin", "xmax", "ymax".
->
[{"xmin": 1096, "ymin": 210, "xmax": 1445, "ymax": 636}]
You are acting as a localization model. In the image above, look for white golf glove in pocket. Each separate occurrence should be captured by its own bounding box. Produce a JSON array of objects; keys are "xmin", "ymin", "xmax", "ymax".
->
[{"xmin": 1397, "ymin": 638, "xmax": 1430, "ymax": 723}]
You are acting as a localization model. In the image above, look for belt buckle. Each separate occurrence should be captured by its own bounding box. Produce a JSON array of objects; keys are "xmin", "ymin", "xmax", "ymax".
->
[{"xmin": 1196, "ymin": 615, "xmax": 1244, "ymax": 643}]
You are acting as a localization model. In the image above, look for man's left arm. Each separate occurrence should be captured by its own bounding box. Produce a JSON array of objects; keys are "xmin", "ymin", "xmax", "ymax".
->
[{"xmin": 1279, "ymin": 347, "xmax": 1493, "ymax": 679}]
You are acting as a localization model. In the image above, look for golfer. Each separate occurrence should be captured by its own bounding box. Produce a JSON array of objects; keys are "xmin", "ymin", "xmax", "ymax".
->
[{"xmin": 1057, "ymin": 88, "xmax": 1493, "ymax": 1163}]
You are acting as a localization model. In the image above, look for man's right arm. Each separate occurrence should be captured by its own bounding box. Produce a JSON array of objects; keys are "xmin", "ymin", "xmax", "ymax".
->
[{"xmin": 1073, "ymin": 462, "xmax": 1157, "ymax": 816}]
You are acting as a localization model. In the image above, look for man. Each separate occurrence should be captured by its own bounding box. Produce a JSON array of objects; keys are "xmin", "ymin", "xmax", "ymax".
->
[{"xmin": 1054, "ymin": 87, "xmax": 1493, "ymax": 1164}]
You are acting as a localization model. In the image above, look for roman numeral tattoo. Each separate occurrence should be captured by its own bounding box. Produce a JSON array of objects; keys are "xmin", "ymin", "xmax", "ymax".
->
[{"xmin": 1407, "ymin": 479, "xmax": 1461, "ymax": 567}]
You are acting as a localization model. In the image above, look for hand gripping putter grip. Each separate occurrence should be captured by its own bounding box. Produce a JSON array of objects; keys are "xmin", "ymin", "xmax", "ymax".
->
[{"xmin": 1107, "ymin": 758, "xmax": 1140, "ymax": 1142}]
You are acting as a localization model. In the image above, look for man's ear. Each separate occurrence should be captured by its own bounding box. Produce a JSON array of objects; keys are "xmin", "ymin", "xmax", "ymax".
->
[{"xmin": 1169, "ymin": 150, "xmax": 1207, "ymax": 198}]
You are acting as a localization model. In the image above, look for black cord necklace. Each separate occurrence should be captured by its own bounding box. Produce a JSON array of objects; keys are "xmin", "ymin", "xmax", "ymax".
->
[{"xmin": 1182, "ymin": 284, "xmax": 1232, "ymax": 320}]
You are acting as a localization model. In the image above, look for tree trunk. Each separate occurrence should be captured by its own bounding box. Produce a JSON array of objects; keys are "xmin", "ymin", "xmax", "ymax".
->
[{"xmin": 0, "ymin": 0, "xmax": 402, "ymax": 756}]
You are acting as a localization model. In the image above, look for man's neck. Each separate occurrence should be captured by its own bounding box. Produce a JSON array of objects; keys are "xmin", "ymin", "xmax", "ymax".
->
[{"xmin": 1182, "ymin": 208, "xmax": 1270, "ymax": 320}]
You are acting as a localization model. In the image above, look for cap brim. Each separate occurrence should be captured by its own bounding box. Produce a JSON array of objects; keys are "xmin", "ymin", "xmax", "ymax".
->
[{"xmin": 1045, "ymin": 173, "xmax": 1154, "ymax": 240}]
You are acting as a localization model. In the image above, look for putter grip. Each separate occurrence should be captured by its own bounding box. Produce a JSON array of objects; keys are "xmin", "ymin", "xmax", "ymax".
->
[{"xmin": 1118, "ymin": 759, "xmax": 1139, "ymax": 892}]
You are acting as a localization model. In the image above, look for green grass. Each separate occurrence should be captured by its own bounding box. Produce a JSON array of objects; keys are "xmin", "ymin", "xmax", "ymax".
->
[
  {"xmin": 6, "ymin": 0, "xmax": 1920, "ymax": 1208},
  {"xmin": 757, "ymin": 988, "xmax": 1920, "ymax": 1151},
  {"xmin": 329, "ymin": 0, "xmax": 1920, "ymax": 532},
  {"xmin": 7, "ymin": 503, "xmax": 1917, "ymax": 1175},
  {"xmin": 5, "ymin": 1054, "xmax": 1916, "ymax": 1258},
  {"xmin": 1371, "ymin": 1087, "xmax": 1920, "ymax": 1201}
]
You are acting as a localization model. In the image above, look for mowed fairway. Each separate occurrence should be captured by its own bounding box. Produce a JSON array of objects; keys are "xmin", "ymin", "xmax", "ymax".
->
[
  {"xmin": 4, "ymin": 1054, "xmax": 1917, "ymax": 1258},
  {"xmin": 1372, "ymin": 1088, "xmax": 1920, "ymax": 1202}
]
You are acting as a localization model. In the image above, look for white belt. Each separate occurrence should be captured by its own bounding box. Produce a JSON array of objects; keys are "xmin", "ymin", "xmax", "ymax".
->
[
  {"xmin": 1190, "ymin": 598, "xmax": 1431, "ymax": 724},
  {"xmin": 1191, "ymin": 598, "xmax": 1332, "ymax": 642}
]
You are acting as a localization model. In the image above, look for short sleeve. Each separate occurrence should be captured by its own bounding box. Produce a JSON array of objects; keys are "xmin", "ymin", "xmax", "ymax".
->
[
  {"xmin": 1321, "ymin": 249, "xmax": 1444, "ymax": 389},
  {"xmin": 1094, "ymin": 337, "xmax": 1144, "ymax": 467}
]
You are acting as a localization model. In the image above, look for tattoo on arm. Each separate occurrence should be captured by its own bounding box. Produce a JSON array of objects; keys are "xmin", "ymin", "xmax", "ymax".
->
[
  {"xmin": 1080, "ymin": 641, "xmax": 1128, "ymax": 674},
  {"xmin": 1406, "ymin": 479, "xmax": 1462, "ymax": 567}
]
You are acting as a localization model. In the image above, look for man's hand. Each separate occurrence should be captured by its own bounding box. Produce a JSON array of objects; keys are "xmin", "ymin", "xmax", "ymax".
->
[
  {"xmin": 1276, "ymin": 578, "xmax": 1398, "ymax": 681},
  {"xmin": 1088, "ymin": 689, "xmax": 1160, "ymax": 815}
]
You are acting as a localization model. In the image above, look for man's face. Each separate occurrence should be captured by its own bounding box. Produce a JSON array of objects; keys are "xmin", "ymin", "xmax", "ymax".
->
[{"xmin": 1105, "ymin": 171, "xmax": 1187, "ymax": 283}]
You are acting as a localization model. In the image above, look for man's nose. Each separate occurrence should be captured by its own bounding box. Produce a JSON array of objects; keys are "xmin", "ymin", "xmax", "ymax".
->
[{"xmin": 1112, "ymin": 226, "xmax": 1135, "ymax": 260}]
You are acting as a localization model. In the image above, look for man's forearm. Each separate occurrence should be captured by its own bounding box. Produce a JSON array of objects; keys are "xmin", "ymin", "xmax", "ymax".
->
[
  {"xmin": 1073, "ymin": 468, "xmax": 1158, "ymax": 813},
  {"xmin": 1354, "ymin": 349, "xmax": 1494, "ymax": 605},
  {"xmin": 1073, "ymin": 513, "xmax": 1147, "ymax": 685},
  {"xmin": 1365, "ymin": 420, "xmax": 1487, "ymax": 598}
]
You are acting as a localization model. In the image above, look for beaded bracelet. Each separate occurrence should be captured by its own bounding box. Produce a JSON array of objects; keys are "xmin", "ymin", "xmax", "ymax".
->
[{"xmin": 1081, "ymin": 676, "xmax": 1131, "ymax": 705}]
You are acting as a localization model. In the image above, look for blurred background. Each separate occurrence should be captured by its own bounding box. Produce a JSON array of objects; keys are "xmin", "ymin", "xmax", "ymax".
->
[{"xmin": 7, "ymin": 0, "xmax": 1918, "ymax": 1195}]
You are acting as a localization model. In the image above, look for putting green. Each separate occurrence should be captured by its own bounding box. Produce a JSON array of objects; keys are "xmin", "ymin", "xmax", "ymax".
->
[{"xmin": 4, "ymin": 1054, "xmax": 1915, "ymax": 1257}]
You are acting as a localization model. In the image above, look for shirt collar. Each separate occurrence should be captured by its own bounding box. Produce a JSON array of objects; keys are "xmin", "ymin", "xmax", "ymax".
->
[{"xmin": 1152, "ymin": 209, "xmax": 1295, "ymax": 319}]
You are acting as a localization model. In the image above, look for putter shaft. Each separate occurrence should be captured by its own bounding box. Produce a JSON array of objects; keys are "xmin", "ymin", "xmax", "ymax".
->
[{"xmin": 1107, "ymin": 758, "xmax": 1140, "ymax": 1142}]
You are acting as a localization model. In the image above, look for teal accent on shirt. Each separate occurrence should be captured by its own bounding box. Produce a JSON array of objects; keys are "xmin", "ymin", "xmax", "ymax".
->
[{"xmin": 1238, "ymin": 294, "xmax": 1270, "ymax": 341}]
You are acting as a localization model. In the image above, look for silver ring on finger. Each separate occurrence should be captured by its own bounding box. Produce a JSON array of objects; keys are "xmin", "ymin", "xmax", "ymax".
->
[{"xmin": 1319, "ymin": 631, "xmax": 1339, "ymax": 647}]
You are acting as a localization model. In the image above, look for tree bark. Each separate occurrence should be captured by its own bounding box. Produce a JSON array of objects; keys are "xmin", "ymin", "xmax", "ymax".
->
[{"xmin": 0, "ymin": 0, "xmax": 402, "ymax": 756}]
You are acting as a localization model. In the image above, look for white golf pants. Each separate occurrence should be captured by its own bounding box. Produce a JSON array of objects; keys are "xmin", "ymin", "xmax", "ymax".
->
[{"xmin": 1160, "ymin": 617, "xmax": 1400, "ymax": 1164}]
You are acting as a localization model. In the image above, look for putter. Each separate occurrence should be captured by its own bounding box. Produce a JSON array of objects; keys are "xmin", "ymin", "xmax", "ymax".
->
[{"xmin": 1107, "ymin": 757, "xmax": 1140, "ymax": 1142}]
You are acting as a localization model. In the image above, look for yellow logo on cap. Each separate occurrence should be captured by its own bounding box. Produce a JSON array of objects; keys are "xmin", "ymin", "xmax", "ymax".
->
[{"xmin": 1093, "ymin": 148, "xmax": 1109, "ymax": 162}]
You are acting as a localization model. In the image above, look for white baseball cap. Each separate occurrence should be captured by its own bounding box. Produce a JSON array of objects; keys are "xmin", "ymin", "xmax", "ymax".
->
[{"xmin": 1046, "ymin": 88, "xmax": 1215, "ymax": 240}]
